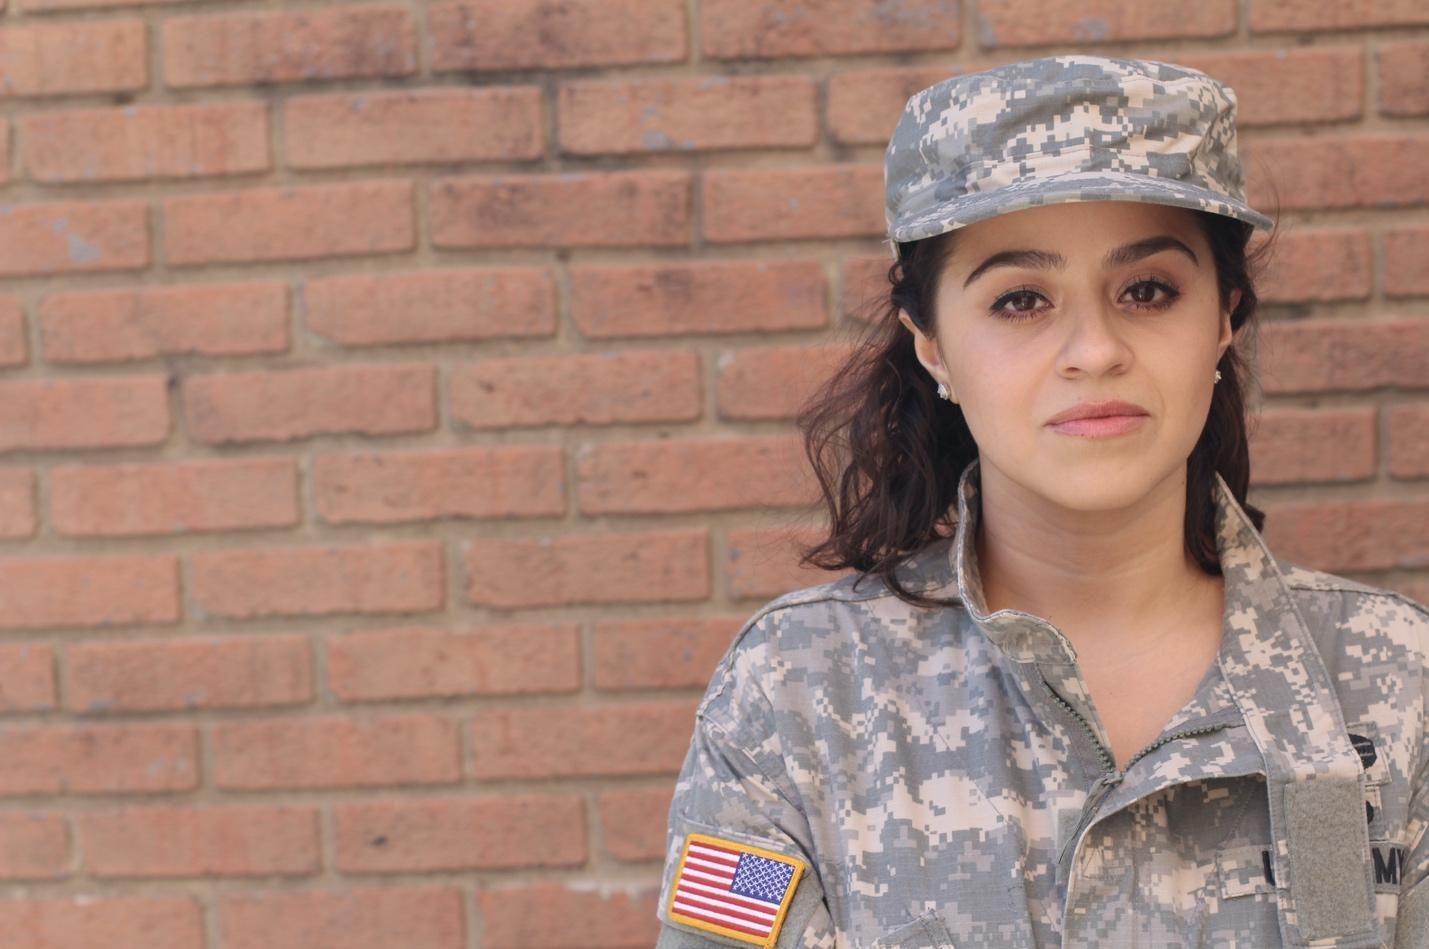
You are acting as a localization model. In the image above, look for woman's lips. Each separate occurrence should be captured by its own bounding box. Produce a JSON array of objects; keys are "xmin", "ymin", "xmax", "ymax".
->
[{"xmin": 1048, "ymin": 415, "xmax": 1148, "ymax": 437}]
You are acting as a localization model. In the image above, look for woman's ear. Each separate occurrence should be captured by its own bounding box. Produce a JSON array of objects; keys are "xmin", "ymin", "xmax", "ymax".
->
[
  {"xmin": 1217, "ymin": 288, "xmax": 1242, "ymax": 359},
  {"xmin": 897, "ymin": 309, "xmax": 955, "ymax": 402}
]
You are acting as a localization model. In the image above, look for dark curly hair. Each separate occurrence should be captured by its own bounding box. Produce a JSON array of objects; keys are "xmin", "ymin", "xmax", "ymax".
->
[{"xmin": 795, "ymin": 207, "xmax": 1279, "ymax": 610}]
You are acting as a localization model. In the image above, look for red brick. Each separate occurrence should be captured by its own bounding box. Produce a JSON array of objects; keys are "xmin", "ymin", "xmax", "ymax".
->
[
  {"xmin": 79, "ymin": 804, "xmax": 318, "ymax": 878},
  {"xmin": 304, "ymin": 266, "xmax": 555, "ymax": 347},
  {"xmin": 597, "ymin": 787, "xmax": 673, "ymax": 862},
  {"xmin": 1256, "ymin": 228, "xmax": 1371, "ymax": 304},
  {"xmin": 976, "ymin": 0, "xmax": 1232, "ymax": 46},
  {"xmin": 828, "ymin": 65, "xmax": 973, "ymax": 145},
  {"xmin": 20, "ymin": 102, "xmax": 268, "ymax": 183},
  {"xmin": 313, "ymin": 445, "xmax": 563, "ymax": 524},
  {"xmin": 1385, "ymin": 226, "xmax": 1429, "ymax": 299},
  {"xmin": 1245, "ymin": 137, "xmax": 1429, "ymax": 211},
  {"xmin": 717, "ymin": 342, "xmax": 857, "ymax": 419},
  {"xmin": 1247, "ymin": 408, "xmax": 1376, "ymax": 485},
  {"xmin": 478, "ymin": 886, "xmax": 660, "ymax": 949},
  {"xmin": 183, "ymin": 363, "xmax": 435, "ymax": 445},
  {"xmin": 329, "ymin": 623, "xmax": 580, "ymax": 702},
  {"xmin": 191, "ymin": 541, "xmax": 443, "ymax": 620},
  {"xmin": 464, "ymin": 529, "xmax": 709, "ymax": 608},
  {"xmin": 842, "ymin": 253, "xmax": 896, "ymax": 321},
  {"xmin": 577, "ymin": 435, "xmax": 817, "ymax": 513},
  {"xmin": 21, "ymin": 0, "xmax": 188, "ymax": 10},
  {"xmin": 1251, "ymin": 0, "xmax": 1429, "ymax": 32},
  {"xmin": 449, "ymin": 349, "xmax": 701, "ymax": 428},
  {"xmin": 0, "ymin": 812, "xmax": 66, "ymax": 880},
  {"xmin": 704, "ymin": 165, "xmax": 883, "ymax": 243},
  {"xmin": 0, "ymin": 723, "xmax": 196, "ymax": 795},
  {"xmin": 0, "ymin": 642, "xmax": 54, "ymax": 712},
  {"xmin": 469, "ymin": 702, "xmax": 696, "ymax": 780},
  {"xmin": 285, "ymin": 87, "xmax": 542, "ymax": 169},
  {"xmin": 0, "ymin": 554, "xmax": 178, "ymax": 632},
  {"xmin": 570, "ymin": 259, "xmax": 827, "ymax": 338},
  {"xmin": 0, "ymin": 297, "xmax": 27, "ymax": 367},
  {"xmin": 0, "ymin": 199, "xmax": 148, "ymax": 277},
  {"xmin": 67, "ymin": 634, "xmax": 311, "ymax": 714},
  {"xmin": 430, "ymin": 170, "xmax": 689, "ymax": 249},
  {"xmin": 1259, "ymin": 318, "xmax": 1429, "ymax": 394},
  {"xmin": 0, "ymin": 468, "xmax": 37, "ymax": 539},
  {"xmin": 51, "ymin": 457, "xmax": 299, "ymax": 537},
  {"xmin": 429, "ymin": 0, "xmax": 686, "ymax": 72},
  {"xmin": 163, "ymin": 7, "xmax": 416, "ymax": 88},
  {"xmin": 559, "ymin": 74, "xmax": 816, "ymax": 155},
  {"xmin": 727, "ymin": 526, "xmax": 851, "ymax": 600},
  {"xmin": 165, "ymin": 180, "xmax": 414, "ymax": 266},
  {"xmin": 1379, "ymin": 42, "xmax": 1429, "ymax": 117},
  {"xmin": 1263, "ymin": 497, "xmax": 1429, "ymax": 573},
  {"xmin": 0, "ymin": 21, "xmax": 146, "ymax": 98},
  {"xmin": 592, "ymin": 616, "xmax": 738, "ymax": 690},
  {"xmin": 213, "ymin": 714, "xmax": 459, "ymax": 790},
  {"xmin": 220, "ymin": 887, "xmax": 465, "ymax": 949},
  {"xmin": 1390, "ymin": 405, "xmax": 1429, "ymax": 479},
  {"xmin": 333, "ymin": 796, "xmax": 585, "ymax": 872},
  {"xmin": 703, "ymin": 0, "xmax": 959, "ymax": 59},
  {"xmin": 1175, "ymin": 48, "xmax": 1364, "ymax": 126},
  {"xmin": 0, "ymin": 895, "xmax": 202, "ymax": 949},
  {"xmin": 40, "ymin": 282, "xmax": 289, "ymax": 364},
  {"xmin": 0, "ymin": 376, "xmax": 167, "ymax": 451}
]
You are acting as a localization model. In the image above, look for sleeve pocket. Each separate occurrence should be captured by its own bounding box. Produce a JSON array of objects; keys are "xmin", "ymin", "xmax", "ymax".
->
[{"xmin": 1216, "ymin": 843, "xmax": 1277, "ymax": 900}]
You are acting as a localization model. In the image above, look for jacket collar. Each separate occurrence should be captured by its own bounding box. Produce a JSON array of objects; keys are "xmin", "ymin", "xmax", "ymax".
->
[
  {"xmin": 937, "ymin": 456, "xmax": 1311, "ymax": 675},
  {"xmin": 927, "ymin": 456, "xmax": 1376, "ymax": 947}
]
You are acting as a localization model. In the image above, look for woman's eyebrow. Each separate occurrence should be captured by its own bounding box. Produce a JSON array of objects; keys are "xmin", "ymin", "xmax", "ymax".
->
[
  {"xmin": 961, "ymin": 235, "xmax": 1200, "ymax": 289},
  {"xmin": 961, "ymin": 249, "xmax": 1063, "ymax": 289},
  {"xmin": 1105, "ymin": 235, "xmax": 1200, "ymax": 270}
]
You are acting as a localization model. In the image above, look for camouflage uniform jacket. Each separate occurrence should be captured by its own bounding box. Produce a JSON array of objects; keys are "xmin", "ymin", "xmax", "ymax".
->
[{"xmin": 656, "ymin": 458, "xmax": 1429, "ymax": 948}]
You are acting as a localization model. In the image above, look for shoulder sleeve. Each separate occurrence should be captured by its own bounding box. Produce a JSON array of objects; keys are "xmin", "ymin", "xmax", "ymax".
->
[
  {"xmin": 1393, "ymin": 595, "xmax": 1429, "ymax": 943},
  {"xmin": 655, "ymin": 610, "xmax": 835, "ymax": 949}
]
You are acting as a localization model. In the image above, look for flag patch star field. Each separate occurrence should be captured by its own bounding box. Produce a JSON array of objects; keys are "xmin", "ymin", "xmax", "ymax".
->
[{"xmin": 667, "ymin": 833, "xmax": 806, "ymax": 947}]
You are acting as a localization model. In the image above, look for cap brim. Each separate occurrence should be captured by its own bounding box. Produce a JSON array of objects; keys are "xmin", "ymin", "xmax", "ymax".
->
[{"xmin": 889, "ymin": 170, "xmax": 1275, "ymax": 249}]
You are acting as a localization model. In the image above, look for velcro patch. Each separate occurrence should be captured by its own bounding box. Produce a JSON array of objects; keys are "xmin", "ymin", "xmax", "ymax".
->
[{"xmin": 667, "ymin": 832, "xmax": 806, "ymax": 948}]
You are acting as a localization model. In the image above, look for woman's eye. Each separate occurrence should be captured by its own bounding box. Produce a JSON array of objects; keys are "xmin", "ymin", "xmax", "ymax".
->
[
  {"xmin": 990, "ymin": 288, "xmax": 1046, "ymax": 319},
  {"xmin": 1124, "ymin": 279, "xmax": 1179, "ymax": 308}
]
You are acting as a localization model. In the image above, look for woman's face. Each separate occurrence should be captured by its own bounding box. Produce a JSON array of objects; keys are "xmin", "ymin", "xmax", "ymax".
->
[{"xmin": 899, "ymin": 200, "xmax": 1241, "ymax": 513}]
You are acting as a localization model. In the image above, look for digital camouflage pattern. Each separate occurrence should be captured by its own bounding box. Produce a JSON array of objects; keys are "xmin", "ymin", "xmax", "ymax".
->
[
  {"xmin": 656, "ymin": 458, "xmax": 1429, "ymax": 947},
  {"xmin": 883, "ymin": 55, "xmax": 1276, "ymax": 261}
]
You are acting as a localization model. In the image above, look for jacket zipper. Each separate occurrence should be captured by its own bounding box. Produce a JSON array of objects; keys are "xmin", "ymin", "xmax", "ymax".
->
[{"xmin": 1043, "ymin": 676, "xmax": 1230, "ymax": 883}]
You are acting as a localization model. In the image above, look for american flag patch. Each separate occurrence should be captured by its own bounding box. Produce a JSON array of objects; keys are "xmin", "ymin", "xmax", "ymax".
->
[{"xmin": 667, "ymin": 832, "xmax": 806, "ymax": 948}]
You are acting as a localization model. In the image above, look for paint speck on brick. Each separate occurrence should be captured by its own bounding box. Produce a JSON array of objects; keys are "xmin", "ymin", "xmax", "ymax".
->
[
  {"xmin": 976, "ymin": 14, "xmax": 1000, "ymax": 47},
  {"xmin": 1075, "ymin": 16, "xmax": 1110, "ymax": 40}
]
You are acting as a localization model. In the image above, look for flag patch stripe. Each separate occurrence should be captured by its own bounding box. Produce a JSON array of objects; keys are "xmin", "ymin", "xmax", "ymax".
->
[
  {"xmin": 677, "ymin": 880, "xmax": 780, "ymax": 917},
  {"xmin": 672, "ymin": 901, "xmax": 772, "ymax": 937},
  {"xmin": 675, "ymin": 893, "xmax": 777, "ymax": 927},
  {"xmin": 690, "ymin": 842, "xmax": 741, "ymax": 862},
  {"xmin": 676, "ymin": 888, "xmax": 779, "ymax": 923}
]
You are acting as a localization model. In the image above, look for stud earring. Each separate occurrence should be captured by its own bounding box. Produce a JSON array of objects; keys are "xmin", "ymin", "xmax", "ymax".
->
[
  {"xmin": 936, "ymin": 382, "xmax": 951, "ymax": 401},
  {"xmin": 1214, "ymin": 370, "xmax": 1222, "ymax": 383}
]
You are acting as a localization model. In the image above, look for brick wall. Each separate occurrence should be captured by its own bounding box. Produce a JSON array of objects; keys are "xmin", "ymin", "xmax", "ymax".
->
[{"xmin": 0, "ymin": 1, "xmax": 1425, "ymax": 946}]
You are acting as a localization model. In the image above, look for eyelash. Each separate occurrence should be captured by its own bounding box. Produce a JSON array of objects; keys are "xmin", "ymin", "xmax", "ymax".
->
[{"xmin": 989, "ymin": 277, "xmax": 1182, "ymax": 323}]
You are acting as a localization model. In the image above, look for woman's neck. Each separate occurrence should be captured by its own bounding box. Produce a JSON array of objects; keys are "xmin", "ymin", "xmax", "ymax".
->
[{"xmin": 973, "ymin": 464, "xmax": 1217, "ymax": 650}]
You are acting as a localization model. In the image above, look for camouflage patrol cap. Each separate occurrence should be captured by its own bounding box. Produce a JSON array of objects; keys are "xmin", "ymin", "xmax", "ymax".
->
[{"xmin": 884, "ymin": 55, "xmax": 1274, "ymax": 260}]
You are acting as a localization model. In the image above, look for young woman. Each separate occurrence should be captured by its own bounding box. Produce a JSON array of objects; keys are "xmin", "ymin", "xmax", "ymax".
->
[{"xmin": 655, "ymin": 55, "xmax": 1429, "ymax": 948}]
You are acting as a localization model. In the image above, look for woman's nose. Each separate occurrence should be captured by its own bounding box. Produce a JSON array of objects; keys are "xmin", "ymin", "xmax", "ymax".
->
[{"xmin": 1054, "ymin": 301, "xmax": 1133, "ymax": 378}]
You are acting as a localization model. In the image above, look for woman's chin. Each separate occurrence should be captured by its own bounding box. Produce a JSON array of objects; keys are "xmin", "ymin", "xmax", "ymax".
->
[{"xmin": 1020, "ymin": 464, "xmax": 1175, "ymax": 515}]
